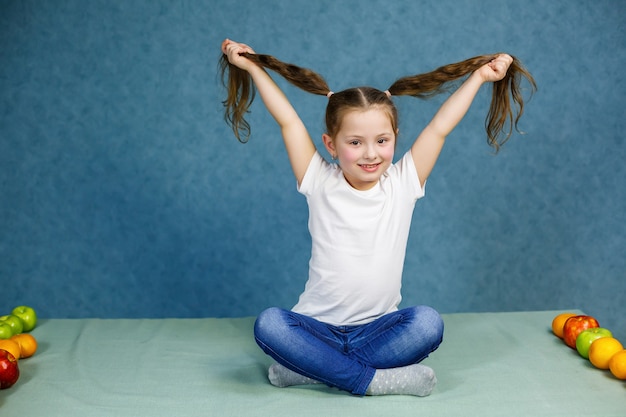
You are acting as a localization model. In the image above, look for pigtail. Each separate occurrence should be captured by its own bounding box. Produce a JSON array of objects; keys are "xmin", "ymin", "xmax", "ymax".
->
[
  {"xmin": 220, "ymin": 54, "xmax": 254, "ymax": 143},
  {"xmin": 486, "ymin": 58, "xmax": 536, "ymax": 151},
  {"xmin": 240, "ymin": 53, "xmax": 331, "ymax": 95},
  {"xmin": 220, "ymin": 52, "xmax": 330, "ymax": 143},
  {"xmin": 388, "ymin": 54, "xmax": 536, "ymax": 152}
]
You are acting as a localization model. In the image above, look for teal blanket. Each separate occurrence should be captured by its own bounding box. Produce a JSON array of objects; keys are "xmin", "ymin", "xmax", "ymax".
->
[{"xmin": 1, "ymin": 311, "xmax": 623, "ymax": 416}]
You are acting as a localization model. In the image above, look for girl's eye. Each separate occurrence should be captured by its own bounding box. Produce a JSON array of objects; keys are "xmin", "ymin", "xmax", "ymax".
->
[
  {"xmin": 349, "ymin": 140, "xmax": 360, "ymax": 146},
  {"xmin": 378, "ymin": 138, "xmax": 388, "ymax": 144}
]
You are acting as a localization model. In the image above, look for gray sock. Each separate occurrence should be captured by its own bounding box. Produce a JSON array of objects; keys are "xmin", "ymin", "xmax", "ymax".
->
[
  {"xmin": 366, "ymin": 364, "xmax": 437, "ymax": 396},
  {"xmin": 267, "ymin": 363, "xmax": 320, "ymax": 387}
]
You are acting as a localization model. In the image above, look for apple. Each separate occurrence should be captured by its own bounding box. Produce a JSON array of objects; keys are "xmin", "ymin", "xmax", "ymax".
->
[
  {"xmin": 11, "ymin": 306, "xmax": 37, "ymax": 332},
  {"xmin": 0, "ymin": 349, "xmax": 19, "ymax": 389},
  {"xmin": 576, "ymin": 327, "xmax": 613, "ymax": 359},
  {"xmin": 0, "ymin": 315, "xmax": 24, "ymax": 336},
  {"xmin": 563, "ymin": 315, "xmax": 600, "ymax": 349},
  {"xmin": 0, "ymin": 323, "xmax": 13, "ymax": 340}
]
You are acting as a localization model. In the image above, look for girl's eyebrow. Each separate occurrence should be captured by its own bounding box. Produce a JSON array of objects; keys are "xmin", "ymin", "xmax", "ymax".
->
[{"xmin": 345, "ymin": 131, "xmax": 393, "ymax": 139}]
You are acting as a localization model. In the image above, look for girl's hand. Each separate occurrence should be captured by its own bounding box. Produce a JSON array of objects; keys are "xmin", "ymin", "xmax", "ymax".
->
[
  {"xmin": 478, "ymin": 54, "xmax": 513, "ymax": 82},
  {"xmin": 221, "ymin": 39, "xmax": 256, "ymax": 71}
]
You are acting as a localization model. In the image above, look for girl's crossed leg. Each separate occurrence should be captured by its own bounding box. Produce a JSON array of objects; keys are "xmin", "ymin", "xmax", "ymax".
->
[{"xmin": 253, "ymin": 306, "xmax": 444, "ymax": 396}]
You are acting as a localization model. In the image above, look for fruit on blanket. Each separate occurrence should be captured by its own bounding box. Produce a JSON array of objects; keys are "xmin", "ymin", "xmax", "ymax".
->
[
  {"xmin": 11, "ymin": 306, "xmax": 37, "ymax": 332},
  {"xmin": 0, "ymin": 315, "xmax": 24, "ymax": 336},
  {"xmin": 551, "ymin": 312, "xmax": 577, "ymax": 338},
  {"xmin": 0, "ymin": 340, "xmax": 21, "ymax": 362},
  {"xmin": 609, "ymin": 350, "xmax": 626, "ymax": 380},
  {"xmin": 589, "ymin": 337, "xmax": 624, "ymax": 369},
  {"xmin": 0, "ymin": 323, "xmax": 13, "ymax": 340},
  {"xmin": 563, "ymin": 315, "xmax": 599, "ymax": 349},
  {"xmin": 575, "ymin": 328, "xmax": 613, "ymax": 359},
  {"xmin": 0, "ymin": 349, "xmax": 20, "ymax": 389},
  {"xmin": 11, "ymin": 333, "xmax": 38, "ymax": 359}
]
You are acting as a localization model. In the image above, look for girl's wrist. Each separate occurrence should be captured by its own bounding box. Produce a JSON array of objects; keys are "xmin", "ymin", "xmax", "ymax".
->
[
  {"xmin": 247, "ymin": 62, "xmax": 266, "ymax": 77},
  {"xmin": 468, "ymin": 70, "xmax": 487, "ymax": 86}
]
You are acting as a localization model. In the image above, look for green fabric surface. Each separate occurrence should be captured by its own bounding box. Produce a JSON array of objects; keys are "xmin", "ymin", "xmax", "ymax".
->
[{"xmin": 1, "ymin": 311, "xmax": 624, "ymax": 416}]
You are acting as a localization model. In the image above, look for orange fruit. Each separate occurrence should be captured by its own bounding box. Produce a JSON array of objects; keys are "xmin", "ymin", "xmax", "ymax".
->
[
  {"xmin": 551, "ymin": 312, "xmax": 577, "ymax": 338},
  {"xmin": 0, "ymin": 339, "xmax": 21, "ymax": 361},
  {"xmin": 609, "ymin": 350, "xmax": 626, "ymax": 380},
  {"xmin": 11, "ymin": 333, "xmax": 38, "ymax": 358},
  {"xmin": 589, "ymin": 337, "xmax": 624, "ymax": 369}
]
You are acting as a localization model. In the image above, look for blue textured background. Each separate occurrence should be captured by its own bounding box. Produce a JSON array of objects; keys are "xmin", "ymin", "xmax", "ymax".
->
[{"xmin": 1, "ymin": 0, "xmax": 624, "ymax": 341}]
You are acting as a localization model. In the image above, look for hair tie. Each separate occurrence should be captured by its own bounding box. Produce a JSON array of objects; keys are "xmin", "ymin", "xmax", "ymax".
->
[
  {"xmin": 326, "ymin": 91, "xmax": 334, "ymax": 98},
  {"xmin": 384, "ymin": 90, "xmax": 392, "ymax": 98}
]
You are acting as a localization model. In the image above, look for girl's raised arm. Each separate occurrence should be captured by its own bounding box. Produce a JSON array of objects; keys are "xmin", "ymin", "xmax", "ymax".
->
[
  {"xmin": 222, "ymin": 40, "xmax": 316, "ymax": 185},
  {"xmin": 409, "ymin": 54, "xmax": 514, "ymax": 187}
]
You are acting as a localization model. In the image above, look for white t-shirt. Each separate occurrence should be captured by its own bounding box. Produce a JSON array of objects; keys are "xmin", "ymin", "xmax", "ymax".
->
[{"xmin": 292, "ymin": 151, "xmax": 425, "ymax": 325}]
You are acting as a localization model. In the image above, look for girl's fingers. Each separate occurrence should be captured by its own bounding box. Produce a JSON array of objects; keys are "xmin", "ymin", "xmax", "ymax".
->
[
  {"xmin": 223, "ymin": 42, "xmax": 254, "ymax": 59},
  {"xmin": 221, "ymin": 38, "xmax": 233, "ymax": 54},
  {"xmin": 489, "ymin": 55, "xmax": 512, "ymax": 75},
  {"xmin": 222, "ymin": 39, "xmax": 245, "ymax": 54}
]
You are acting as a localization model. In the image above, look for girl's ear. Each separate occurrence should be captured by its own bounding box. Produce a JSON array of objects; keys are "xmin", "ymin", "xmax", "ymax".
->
[{"xmin": 322, "ymin": 133, "xmax": 337, "ymax": 159}]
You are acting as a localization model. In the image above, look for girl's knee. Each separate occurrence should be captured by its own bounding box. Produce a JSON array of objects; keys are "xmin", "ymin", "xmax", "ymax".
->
[
  {"xmin": 255, "ymin": 307, "xmax": 282, "ymax": 324},
  {"xmin": 254, "ymin": 307, "xmax": 283, "ymax": 338},
  {"xmin": 410, "ymin": 305, "xmax": 444, "ymax": 343},
  {"xmin": 254, "ymin": 307, "xmax": 299, "ymax": 349}
]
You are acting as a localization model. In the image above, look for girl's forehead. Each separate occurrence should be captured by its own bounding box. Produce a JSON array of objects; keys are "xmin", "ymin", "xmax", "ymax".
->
[{"xmin": 340, "ymin": 109, "xmax": 395, "ymax": 132}]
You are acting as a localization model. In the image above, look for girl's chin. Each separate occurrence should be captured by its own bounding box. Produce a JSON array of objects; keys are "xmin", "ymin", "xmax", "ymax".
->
[{"xmin": 345, "ymin": 173, "xmax": 383, "ymax": 190}]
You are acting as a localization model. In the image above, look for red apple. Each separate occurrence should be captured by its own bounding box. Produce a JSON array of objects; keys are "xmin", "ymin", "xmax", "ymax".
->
[
  {"xmin": 563, "ymin": 315, "xmax": 599, "ymax": 349},
  {"xmin": 0, "ymin": 349, "xmax": 19, "ymax": 389}
]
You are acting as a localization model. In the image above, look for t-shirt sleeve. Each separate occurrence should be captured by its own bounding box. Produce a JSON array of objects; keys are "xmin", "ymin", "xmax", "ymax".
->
[
  {"xmin": 297, "ymin": 151, "xmax": 328, "ymax": 197},
  {"xmin": 393, "ymin": 150, "xmax": 425, "ymax": 202}
]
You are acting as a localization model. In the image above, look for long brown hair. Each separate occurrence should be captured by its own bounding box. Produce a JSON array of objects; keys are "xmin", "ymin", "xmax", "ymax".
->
[{"xmin": 220, "ymin": 50, "xmax": 536, "ymax": 151}]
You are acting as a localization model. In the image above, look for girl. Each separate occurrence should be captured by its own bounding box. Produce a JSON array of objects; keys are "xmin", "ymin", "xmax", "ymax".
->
[{"xmin": 220, "ymin": 39, "xmax": 535, "ymax": 397}]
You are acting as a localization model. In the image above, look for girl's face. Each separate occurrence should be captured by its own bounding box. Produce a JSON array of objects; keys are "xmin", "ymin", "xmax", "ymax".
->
[{"xmin": 323, "ymin": 108, "xmax": 396, "ymax": 191}]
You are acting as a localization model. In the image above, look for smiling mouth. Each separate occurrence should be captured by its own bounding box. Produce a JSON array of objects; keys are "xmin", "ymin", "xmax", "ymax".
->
[{"xmin": 359, "ymin": 163, "xmax": 381, "ymax": 172}]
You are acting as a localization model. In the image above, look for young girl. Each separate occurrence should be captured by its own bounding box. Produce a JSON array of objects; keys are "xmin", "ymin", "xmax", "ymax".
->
[{"xmin": 220, "ymin": 39, "xmax": 535, "ymax": 397}]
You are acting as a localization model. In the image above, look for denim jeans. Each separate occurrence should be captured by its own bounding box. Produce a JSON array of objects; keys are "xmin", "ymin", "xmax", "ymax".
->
[{"xmin": 253, "ymin": 305, "xmax": 444, "ymax": 396}]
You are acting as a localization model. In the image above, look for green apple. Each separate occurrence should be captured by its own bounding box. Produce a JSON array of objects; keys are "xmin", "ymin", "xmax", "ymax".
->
[
  {"xmin": 576, "ymin": 327, "xmax": 613, "ymax": 359},
  {"xmin": 0, "ymin": 323, "xmax": 13, "ymax": 340},
  {"xmin": 0, "ymin": 315, "xmax": 23, "ymax": 336},
  {"xmin": 11, "ymin": 306, "xmax": 37, "ymax": 332}
]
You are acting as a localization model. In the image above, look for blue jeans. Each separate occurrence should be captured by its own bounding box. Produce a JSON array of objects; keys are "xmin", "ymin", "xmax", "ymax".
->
[{"xmin": 254, "ymin": 306, "xmax": 444, "ymax": 396}]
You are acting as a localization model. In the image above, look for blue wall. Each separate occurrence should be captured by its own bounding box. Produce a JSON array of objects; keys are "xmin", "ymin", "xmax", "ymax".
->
[{"xmin": 1, "ymin": 0, "xmax": 624, "ymax": 341}]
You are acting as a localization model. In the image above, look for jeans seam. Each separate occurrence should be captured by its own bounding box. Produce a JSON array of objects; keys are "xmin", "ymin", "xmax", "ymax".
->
[{"xmin": 254, "ymin": 336, "xmax": 337, "ymax": 388}]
